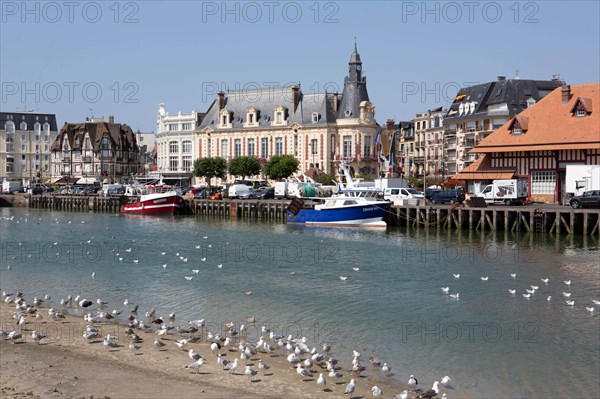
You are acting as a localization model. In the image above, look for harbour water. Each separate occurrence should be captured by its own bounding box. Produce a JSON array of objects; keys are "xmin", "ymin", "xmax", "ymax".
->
[{"xmin": 1, "ymin": 208, "xmax": 599, "ymax": 398}]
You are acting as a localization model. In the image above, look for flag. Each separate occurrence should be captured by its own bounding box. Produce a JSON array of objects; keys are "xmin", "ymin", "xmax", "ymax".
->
[
  {"xmin": 373, "ymin": 127, "xmax": 381, "ymax": 158},
  {"xmin": 388, "ymin": 130, "xmax": 396, "ymax": 173}
]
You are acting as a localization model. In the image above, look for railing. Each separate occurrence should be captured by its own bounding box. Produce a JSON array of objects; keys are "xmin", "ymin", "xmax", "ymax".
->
[
  {"xmin": 444, "ymin": 129, "xmax": 456, "ymax": 136},
  {"xmin": 82, "ymin": 156, "xmax": 92, "ymax": 162}
]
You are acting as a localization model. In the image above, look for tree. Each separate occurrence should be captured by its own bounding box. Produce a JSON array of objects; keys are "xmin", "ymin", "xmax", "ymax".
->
[
  {"xmin": 228, "ymin": 156, "xmax": 261, "ymax": 181},
  {"xmin": 263, "ymin": 155, "xmax": 299, "ymax": 180},
  {"xmin": 312, "ymin": 171, "xmax": 336, "ymax": 186},
  {"xmin": 193, "ymin": 157, "xmax": 227, "ymax": 187}
]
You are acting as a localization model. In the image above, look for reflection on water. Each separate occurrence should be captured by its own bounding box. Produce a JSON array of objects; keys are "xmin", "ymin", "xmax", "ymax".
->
[{"xmin": 1, "ymin": 208, "xmax": 599, "ymax": 398}]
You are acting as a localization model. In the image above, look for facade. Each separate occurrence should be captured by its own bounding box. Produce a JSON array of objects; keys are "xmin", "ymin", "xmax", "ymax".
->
[
  {"xmin": 0, "ymin": 112, "xmax": 58, "ymax": 184},
  {"xmin": 397, "ymin": 121, "xmax": 414, "ymax": 177},
  {"xmin": 443, "ymin": 76, "xmax": 565, "ymax": 176},
  {"xmin": 50, "ymin": 116, "xmax": 142, "ymax": 183},
  {"xmin": 135, "ymin": 130, "xmax": 156, "ymax": 174},
  {"xmin": 413, "ymin": 112, "xmax": 428, "ymax": 176},
  {"xmin": 454, "ymin": 83, "xmax": 600, "ymax": 203},
  {"xmin": 425, "ymin": 107, "xmax": 446, "ymax": 178},
  {"xmin": 196, "ymin": 46, "xmax": 377, "ymax": 181},
  {"xmin": 156, "ymin": 104, "xmax": 205, "ymax": 184}
]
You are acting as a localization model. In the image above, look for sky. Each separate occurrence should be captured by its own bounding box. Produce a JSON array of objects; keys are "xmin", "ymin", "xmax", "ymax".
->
[{"xmin": 1, "ymin": 1, "xmax": 599, "ymax": 132}]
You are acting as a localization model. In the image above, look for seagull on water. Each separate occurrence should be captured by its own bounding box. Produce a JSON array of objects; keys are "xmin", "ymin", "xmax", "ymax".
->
[
  {"xmin": 91, "ymin": 272, "xmax": 96, "ymax": 278},
  {"xmin": 541, "ymin": 278, "xmax": 549, "ymax": 284},
  {"xmin": 566, "ymin": 300, "xmax": 575, "ymax": 306},
  {"xmin": 481, "ymin": 276, "xmax": 489, "ymax": 281},
  {"xmin": 564, "ymin": 280, "xmax": 571, "ymax": 285},
  {"xmin": 339, "ymin": 276, "xmax": 348, "ymax": 281},
  {"xmin": 523, "ymin": 293, "xmax": 531, "ymax": 299},
  {"xmin": 593, "ymin": 300, "xmax": 600, "ymax": 305},
  {"xmin": 508, "ymin": 289, "xmax": 516, "ymax": 294},
  {"xmin": 441, "ymin": 375, "xmax": 451, "ymax": 386},
  {"xmin": 184, "ymin": 276, "xmax": 193, "ymax": 281},
  {"xmin": 586, "ymin": 306, "xmax": 595, "ymax": 313},
  {"xmin": 352, "ymin": 267, "xmax": 360, "ymax": 271},
  {"xmin": 441, "ymin": 287, "xmax": 450, "ymax": 293},
  {"xmin": 547, "ymin": 296, "xmax": 552, "ymax": 301},
  {"xmin": 531, "ymin": 285, "xmax": 539, "ymax": 290},
  {"xmin": 192, "ymin": 269, "xmax": 199, "ymax": 274},
  {"xmin": 453, "ymin": 274, "xmax": 460, "ymax": 279},
  {"xmin": 562, "ymin": 292, "xmax": 571, "ymax": 298},
  {"xmin": 510, "ymin": 273, "xmax": 517, "ymax": 279},
  {"xmin": 449, "ymin": 293, "xmax": 459, "ymax": 300},
  {"xmin": 217, "ymin": 264, "xmax": 223, "ymax": 269}
]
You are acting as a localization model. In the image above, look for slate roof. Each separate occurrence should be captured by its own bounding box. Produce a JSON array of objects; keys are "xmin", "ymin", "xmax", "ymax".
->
[
  {"xmin": 51, "ymin": 121, "xmax": 138, "ymax": 152},
  {"xmin": 473, "ymin": 83, "xmax": 600, "ymax": 153},
  {"xmin": 198, "ymin": 87, "xmax": 339, "ymax": 130},
  {"xmin": 445, "ymin": 78, "xmax": 564, "ymax": 121},
  {"xmin": 0, "ymin": 112, "xmax": 58, "ymax": 131}
]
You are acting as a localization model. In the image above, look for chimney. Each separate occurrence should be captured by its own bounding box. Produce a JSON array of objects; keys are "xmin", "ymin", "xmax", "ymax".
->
[
  {"xmin": 291, "ymin": 85, "xmax": 300, "ymax": 113},
  {"xmin": 497, "ymin": 76, "xmax": 506, "ymax": 81},
  {"xmin": 217, "ymin": 91, "xmax": 225, "ymax": 111},
  {"xmin": 386, "ymin": 119, "xmax": 395, "ymax": 131},
  {"xmin": 108, "ymin": 115, "xmax": 114, "ymax": 124},
  {"xmin": 332, "ymin": 91, "xmax": 339, "ymax": 112},
  {"xmin": 561, "ymin": 85, "xmax": 571, "ymax": 104}
]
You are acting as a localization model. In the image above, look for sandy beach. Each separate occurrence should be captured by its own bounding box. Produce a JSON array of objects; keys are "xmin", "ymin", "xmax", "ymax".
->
[{"xmin": 0, "ymin": 300, "xmax": 411, "ymax": 399}]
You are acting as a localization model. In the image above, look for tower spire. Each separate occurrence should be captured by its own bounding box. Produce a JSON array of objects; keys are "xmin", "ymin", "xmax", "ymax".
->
[{"xmin": 354, "ymin": 36, "xmax": 357, "ymax": 52}]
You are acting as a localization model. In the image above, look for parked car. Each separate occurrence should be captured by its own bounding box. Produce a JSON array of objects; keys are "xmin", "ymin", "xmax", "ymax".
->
[
  {"xmin": 569, "ymin": 190, "xmax": 600, "ymax": 208},
  {"xmin": 428, "ymin": 189, "xmax": 465, "ymax": 204},
  {"xmin": 424, "ymin": 188, "xmax": 442, "ymax": 200},
  {"xmin": 238, "ymin": 189, "xmax": 257, "ymax": 199},
  {"xmin": 107, "ymin": 187, "xmax": 126, "ymax": 196},
  {"xmin": 249, "ymin": 187, "xmax": 275, "ymax": 199}
]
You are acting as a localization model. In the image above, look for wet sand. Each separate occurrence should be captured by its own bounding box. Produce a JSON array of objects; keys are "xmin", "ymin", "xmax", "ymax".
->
[{"xmin": 1, "ymin": 301, "xmax": 409, "ymax": 399}]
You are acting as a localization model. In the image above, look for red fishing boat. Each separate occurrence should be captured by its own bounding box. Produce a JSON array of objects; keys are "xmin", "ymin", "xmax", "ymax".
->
[{"xmin": 120, "ymin": 185, "xmax": 185, "ymax": 215}]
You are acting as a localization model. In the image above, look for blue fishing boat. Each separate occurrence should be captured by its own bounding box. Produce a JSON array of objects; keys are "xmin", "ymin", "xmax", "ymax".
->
[{"xmin": 287, "ymin": 196, "xmax": 390, "ymax": 227}]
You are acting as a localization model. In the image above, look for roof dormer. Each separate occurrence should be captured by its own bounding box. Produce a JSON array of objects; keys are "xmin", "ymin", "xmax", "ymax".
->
[
  {"xmin": 570, "ymin": 97, "xmax": 592, "ymax": 117},
  {"xmin": 244, "ymin": 107, "xmax": 259, "ymax": 128},
  {"xmin": 508, "ymin": 115, "xmax": 528, "ymax": 136},
  {"xmin": 219, "ymin": 109, "xmax": 232, "ymax": 128},
  {"xmin": 271, "ymin": 105, "xmax": 287, "ymax": 126}
]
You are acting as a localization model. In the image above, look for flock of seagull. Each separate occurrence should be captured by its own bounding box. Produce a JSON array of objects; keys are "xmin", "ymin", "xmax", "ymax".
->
[
  {"xmin": 1, "ymin": 288, "xmax": 455, "ymax": 398},
  {"xmin": 439, "ymin": 272, "xmax": 600, "ymax": 313}
]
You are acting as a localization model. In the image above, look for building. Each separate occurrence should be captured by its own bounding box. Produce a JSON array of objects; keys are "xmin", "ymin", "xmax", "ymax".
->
[
  {"xmin": 50, "ymin": 116, "xmax": 142, "ymax": 183},
  {"xmin": 413, "ymin": 112, "xmax": 428, "ymax": 176},
  {"xmin": 195, "ymin": 45, "xmax": 377, "ymax": 181},
  {"xmin": 135, "ymin": 130, "xmax": 156, "ymax": 174},
  {"xmin": 443, "ymin": 76, "xmax": 565, "ymax": 176},
  {"xmin": 454, "ymin": 83, "xmax": 600, "ymax": 203},
  {"xmin": 156, "ymin": 104, "xmax": 204, "ymax": 185},
  {"xmin": 397, "ymin": 120, "xmax": 414, "ymax": 177},
  {"xmin": 0, "ymin": 112, "xmax": 58, "ymax": 185},
  {"xmin": 425, "ymin": 107, "xmax": 446, "ymax": 178}
]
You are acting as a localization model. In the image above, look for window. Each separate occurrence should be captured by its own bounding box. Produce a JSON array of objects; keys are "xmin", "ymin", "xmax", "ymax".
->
[
  {"xmin": 21, "ymin": 154, "xmax": 27, "ymax": 171},
  {"xmin": 275, "ymin": 137, "xmax": 283, "ymax": 156},
  {"xmin": 221, "ymin": 139, "xmax": 228, "ymax": 160},
  {"xmin": 182, "ymin": 140, "xmax": 192, "ymax": 154},
  {"xmin": 531, "ymin": 171, "xmax": 556, "ymax": 194},
  {"xmin": 311, "ymin": 139, "xmax": 318, "ymax": 155},
  {"xmin": 234, "ymin": 139, "xmax": 241, "ymax": 158},
  {"xmin": 34, "ymin": 122, "xmax": 41, "ymax": 134},
  {"xmin": 275, "ymin": 112, "xmax": 283, "ymax": 124},
  {"xmin": 294, "ymin": 135, "xmax": 298, "ymax": 156},
  {"xmin": 6, "ymin": 156, "xmax": 14, "ymax": 173},
  {"xmin": 182, "ymin": 123, "xmax": 192, "ymax": 131},
  {"xmin": 575, "ymin": 103, "xmax": 586, "ymax": 117},
  {"xmin": 312, "ymin": 113, "xmax": 320, "ymax": 123},
  {"xmin": 169, "ymin": 156, "xmax": 178, "ymax": 171},
  {"xmin": 5, "ymin": 121, "xmax": 15, "ymax": 133},
  {"xmin": 101, "ymin": 135, "xmax": 109, "ymax": 149},
  {"xmin": 21, "ymin": 134, "xmax": 26, "ymax": 142},
  {"xmin": 245, "ymin": 108, "xmax": 258, "ymax": 127},
  {"xmin": 207, "ymin": 138, "xmax": 212, "ymax": 157},
  {"xmin": 261, "ymin": 137, "xmax": 269, "ymax": 158},
  {"xmin": 43, "ymin": 122, "xmax": 50, "ymax": 134},
  {"xmin": 169, "ymin": 123, "xmax": 178, "ymax": 131},
  {"xmin": 247, "ymin": 138, "xmax": 255, "ymax": 156},
  {"xmin": 343, "ymin": 135, "xmax": 352, "ymax": 158},
  {"xmin": 182, "ymin": 156, "xmax": 192, "ymax": 171},
  {"xmin": 219, "ymin": 109, "xmax": 232, "ymax": 128},
  {"xmin": 512, "ymin": 122, "xmax": 522, "ymax": 136},
  {"xmin": 363, "ymin": 135, "xmax": 371, "ymax": 157},
  {"xmin": 21, "ymin": 143, "xmax": 26, "ymax": 151},
  {"xmin": 169, "ymin": 141, "xmax": 179, "ymax": 154},
  {"xmin": 20, "ymin": 121, "xmax": 27, "ymax": 130}
]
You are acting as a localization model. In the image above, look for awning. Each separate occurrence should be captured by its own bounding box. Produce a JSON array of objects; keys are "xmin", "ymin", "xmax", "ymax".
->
[
  {"xmin": 54, "ymin": 177, "xmax": 79, "ymax": 185},
  {"xmin": 76, "ymin": 177, "xmax": 100, "ymax": 185},
  {"xmin": 453, "ymin": 171, "xmax": 515, "ymax": 180},
  {"xmin": 472, "ymin": 142, "xmax": 600, "ymax": 153}
]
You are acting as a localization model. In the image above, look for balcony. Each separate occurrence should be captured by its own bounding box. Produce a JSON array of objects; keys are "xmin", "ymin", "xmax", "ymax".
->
[
  {"xmin": 444, "ymin": 129, "xmax": 456, "ymax": 136},
  {"xmin": 82, "ymin": 156, "xmax": 92, "ymax": 162}
]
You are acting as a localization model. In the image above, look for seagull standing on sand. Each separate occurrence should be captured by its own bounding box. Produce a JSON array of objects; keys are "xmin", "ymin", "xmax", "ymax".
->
[
  {"xmin": 317, "ymin": 372, "xmax": 326, "ymax": 390},
  {"xmin": 31, "ymin": 331, "xmax": 46, "ymax": 344},
  {"xmin": 417, "ymin": 381, "xmax": 440, "ymax": 399},
  {"xmin": 245, "ymin": 365, "xmax": 257, "ymax": 381},
  {"xmin": 382, "ymin": 362, "xmax": 391, "ymax": 376},
  {"xmin": 225, "ymin": 358, "xmax": 239, "ymax": 374},
  {"xmin": 344, "ymin": 379, "xmax": 356, "ymax": 395},
  {"xmin": 372, "ymin": 386, "xmax": 383, "ymax": 397},
  {"xmin": 185, "ymin": 358, "xmax": 205, "ymax": 374},
  {"xmin": 408, "ymin": 375, "xmax": 418, "ymax": 391},
  {"xmin": 395, "ymin": 390, "xmax": 409, "ymax": 399}
]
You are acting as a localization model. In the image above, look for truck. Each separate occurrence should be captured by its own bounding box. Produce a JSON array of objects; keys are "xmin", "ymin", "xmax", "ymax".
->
[
  {"xmin": 2, "ymin": 180, "xmax": 22, "ymax": 194},
  {"xmin": 477, "ymin": 178, "xmax": 528, "ymax": 205},
  {"xmin": 563, "ymin": 165, "xmax": 600, "ymax": 204}
]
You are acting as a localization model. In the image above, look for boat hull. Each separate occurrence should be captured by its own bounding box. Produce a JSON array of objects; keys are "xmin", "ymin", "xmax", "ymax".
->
[
  {"xmin": 120, "ymin": 193, "xmax": 185, "ymax": 215},
  {"xmin": 287, "ymin": 202, "xmax": 390, "ymax": 227}
]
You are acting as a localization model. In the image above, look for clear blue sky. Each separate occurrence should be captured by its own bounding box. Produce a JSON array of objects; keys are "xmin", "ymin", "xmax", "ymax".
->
[{"xmin": 1, "ymin": 1, "xmax": 599, "ymax": 132}]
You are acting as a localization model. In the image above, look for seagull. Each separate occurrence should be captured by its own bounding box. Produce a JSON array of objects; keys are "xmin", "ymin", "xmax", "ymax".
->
[
  {"xmin": 185, "ymin": 358, "xmax": 205, "ymax": 374},
  {"xmin": 217, "ymin": 264, "xmax": 223, "ymax": 269},
  {"xmin": 344, "ymin": 379, "xmax": 356, "ymax": 395},
  {"xmin": 128, "ymin": 341, "xmax": 141, "ymax": 354},
  {"xmin": 192, "ymin": 269, "xmax": 199, "ymax": 274},
  {"xmin": 547, "ymin": 296, "xmax": 552, "ymax": 301},
  {"xmin": 352, "ymin": 267, "xmax": 360, "ymax": 271},
  {"xmin": 541, "ymin": 278, "xmax": 549, "ymax": 284},
  {"xmin": 526, "ymin": 289, "xmax": 536, "ymax": 294},
  {"xmin": 372, "ymin": 386, "xmax": 383, "ymax": 397},
  {"xmin": 523, "ymin": 293, "xmax": 531, "ymax": 299},
  {"xmin": 225, "ymin": 358, "xmax": 239, "ymax": 374},
  {"xmin": 453, "ymin": 274, "xmax": 460, "ymax": 279},
  {"xmin": 508, "ymin": 289, "xmax": 516, "ymax": 294},
  {"xmin": 449, "ymin": 293, "xmax": 459, "ymax": 300},
  {"xmin": 382, "ymin": 362, "xmax": 391, "ymax": 375},
  {"xmin": 317, "ymin": 373, "xmax": 326, "ymax": 390},
  {"xmin": 369, "ymin": 355, "xmax": 381, "ymax": 367},
  {"xmin": 162, "ymin": 264, "xmax": 167, "ymax": 268},
  {"xmin": 245, "ymin": 365, "xmax": 257, "ymax": 381},
  {"xmin": 175, "ymin": 339, "xmax": 188, "ymax": 351},
  {"xmin": 31, "ymin": 331, "xmax": 46, "ymax": 344},
  {"xmin": 531, "ymin": 285, "xmax": 539, "ymax": 290},
  {"xmin": 408, "ymin": 375, "xmax": 418, "ymax": 390},
  {"xmin": 480, "ymin": 276, "xmax": 489, "ymax": 281},
  {"xmin": 133, "ymin": 259, "xmax": 139, "ymax": 264},
  {"xmin": 258, "ymin": 359, "xmax": 269, "ymax": 375},
  {"xmin": 296, "ymin": 364, "xmax": 310, "ymax": 379},
  {"xmin": 566, "ymin": 300, "xmax": 575, "ymax": 306},
  {"xmin": 184, "ymin": 276, "xmax": 193, "ymax": 281},
  {"xmin": 91, "ymin": 272, "xmax": 96, "ymax": 278},
  {"xmin": 201, "ymin": 257, "xmax": 206, "ymax": 262},
  {"xmin": 188, "ymin": 349, "xmax": 202, "ymax": 361},
  {"xmin": 339, "ymin": 276, "xmax": 348, "ymax": 281},
  {"xmin": 564, "ymin": 280, "xmax": 571, "ymax": 285},
  {"xmin": 395, "ymin": 390, "xmax": 409, "ymax": 399},
  {"xmin": 593, "ymin": 300, "xmax": 600, "ymax": 305},
  {"xmin": 161, "ymin": 252, "xmax": 166, "ymax": 255},
  {"xmin": 562, "ymin": 292, "xmax": 571, "ymax": 298},
  {"xmin": 154, "ymin": 338, "xmax": 166, "ymax": 349},
  {"xmin": 441, "ymin": 375, "xmax": 451, "ymax": 386},
  {"xmin": 510, "ymin": 273, "xmax": 516, "ymax": 279},
  {"xmin": 586, "ymin": 306, "xmax": 595, "ymax": 313},
  {"xmin": 417, "ymin": 381, "xmax": 440, "ymax": 399},
  {"xmin": 441, "ymin": 287, "xmax": 450, "ymax": 293},
  {"xmin": 8, "ymin": 331, "xmax": 22, "ymax": 344}
]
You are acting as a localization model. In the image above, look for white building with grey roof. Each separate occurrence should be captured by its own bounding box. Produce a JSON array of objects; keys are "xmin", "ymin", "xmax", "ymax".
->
[{"xmin": 196, "ymin": 45, "xmax": 378, "ymax": 180}]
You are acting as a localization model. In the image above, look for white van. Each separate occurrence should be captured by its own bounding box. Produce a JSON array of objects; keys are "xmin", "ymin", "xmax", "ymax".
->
[
  {"xmin": 100, "ymin": 184, "xmax": 125, "ymax": 197},
  {"xmin": 228, "ymin": 184, "xmax": 252, "ymax": 199},
  {"xmin": 384, "ymin": 187, "xmax": 425, "ymax": 204}
]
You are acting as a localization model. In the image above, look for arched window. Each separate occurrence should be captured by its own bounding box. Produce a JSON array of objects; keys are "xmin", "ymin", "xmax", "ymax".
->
[
  {"xmin": 4, "ymin": 121, "xmax": 15, "ymax": 133},
  {"xmin": 20, "ymin": 121, "xmax": 27, "ymax": 130}
]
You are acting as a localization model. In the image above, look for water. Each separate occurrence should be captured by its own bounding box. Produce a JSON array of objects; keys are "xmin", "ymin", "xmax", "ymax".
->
[{"xmin": 1, "ymin": 208, "xmax": 599, "ymax": 398}]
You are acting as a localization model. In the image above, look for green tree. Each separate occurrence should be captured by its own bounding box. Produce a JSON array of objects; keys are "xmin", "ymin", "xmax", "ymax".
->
[
  {"xmin": 312, "ymin": 171, "xmax": 336, "ymax": 186},
  {"xmin": 193, "ymin": 157, "xmax": 227, "ymax": 187},
  {"xmin": 228, "ymin": 156, "xmax": 261, "ymax": 181},
  {"xmin": 263, "ymin": 155, "xmax": 299, "ymax": 180}
]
